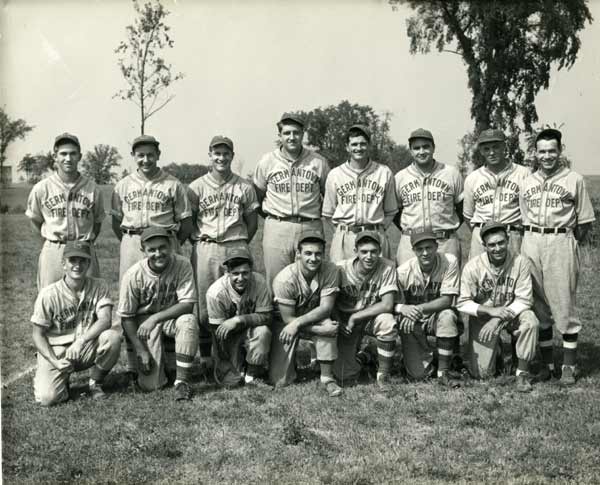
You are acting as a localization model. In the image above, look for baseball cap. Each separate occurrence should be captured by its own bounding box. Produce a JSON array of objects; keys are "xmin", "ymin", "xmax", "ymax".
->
[
  {"xmin": 480, "ymin": 221, "xmax": 507, "ymax": 241},
  {"xmin": 296, "ymin": 229, "xmax": 326, "ymax": 247},
  {"xmin": 222, "ymin": 246, "xmax": 252, "ymax": 266},
  {"xmin": 54, "ymin": 133, "xmax": 81, "ymax": 150},
  {"xmin": 347, "ymin": 124, "xmax": 371, "ymax": 142},
  {"xmin": 477, "ymin": 129, "xmax": 506, "ymax": 145},
  {"xmin": 410, "ymin": 230, "xmax": 437, "ymax": 247},
  {"xmin": 140, "ymin": 226, "xmax": 170, "ymax": 243},
  {"xmin": 279, "ymin": 112, "xmax": 305, "ymax": 128},
  {"xmin": 408, "ymin": 128, "xmax": 434, "ymax": 145},
  {"xmin": 132, "ymin": 135, "xmax": 160, "ymax": 152},
  {"xmin": 63, "ymin": 240, "xmax": 92, "ymax": 259},
  {"xmin": 535, "ymin": 128, "xmax": 562, "ymax": 145},
  {"xmin": 209, "ymin": 135, "xmax": 234, "ymax": 151},
  {"xmin": 355, "ymin": 230, "xmax": 381, "ymax": 247}
]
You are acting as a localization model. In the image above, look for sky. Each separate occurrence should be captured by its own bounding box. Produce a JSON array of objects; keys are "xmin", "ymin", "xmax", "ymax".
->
[{"xmin": 2, "ymin": 0, "xmax": 599, "ymax": 178}]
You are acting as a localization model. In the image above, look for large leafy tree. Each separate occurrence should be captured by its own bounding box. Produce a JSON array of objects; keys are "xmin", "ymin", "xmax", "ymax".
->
[
  {"xmin": 81, "ymin": 144, "xmax": 122, "ymax": 184},
  {"xmin": 0, "ymin": 108, "xmax": 34, "ymax": 183},
  {"xmin": 114, "ymin": 0, "xmax": 184, "ymax": 135},
  {"xmin": 163, "ymin": 162, "xmax": 209, "ymax": 185},
  {"xmin": 17, "ymin": 151, "xmax": 53, "ymax": 184},
  {"xmin": 393, "ymin": 0, "xmax": 592, "ymax": 165}
]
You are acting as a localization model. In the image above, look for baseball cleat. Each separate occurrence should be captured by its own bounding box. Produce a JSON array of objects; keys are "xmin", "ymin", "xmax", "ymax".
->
[
  {"xmin": 560, "ymin": 365, "xmax": 577, "ymax": 386},
  {"xmin": 516, "ymin": 372, "xmax": 533, "ymax": 392},
  {"xmin": 321, "ymin": 380, "xmax": 343, "ymax": 397},
  {"xmin": 89, "ymin": 382, "xmax": 107, "ymax": 400},
  {"xmin": 437, "ymin": 371, "xmax": 460, "ymax": 388},
  {"xmin": 174, "ymin": 382, "xmax": 192, "ymax": 401},
  {"xmin": 376, "ymin": 373, "xmax": 391, "ymax": 391}
]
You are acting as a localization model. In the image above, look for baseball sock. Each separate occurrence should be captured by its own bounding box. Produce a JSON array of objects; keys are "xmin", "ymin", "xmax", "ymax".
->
[
  {"xmin": 90, "ymin": 365, "xmax": 108, "ymax": 383},
  {"xmin": 376, "ymin": 339, "xmax": 395, "ymax": 376},
  {"xmin": 539, "ymin": 327, "xmax": 554, "ymax": 370},
  {"xmin": 562, "ymin": 333, "xmax": 578, "ymax": 367},
  {"xmin": 319, "ymin": 360, "xmax": 335, "ymax": 383},
  {"xmin": 124, "ymin": 336, "xmax": 138, "ymax": 373},
  {"xmin": 175, "ymin": 352, "xmax": 194, "ymax": 383},
  {"xmin": 515, "ymin": 359, "xmax": 529, "ymax": 375},
  {"xmin": 437, "ymin": 337, "xmax": 455, "ymax": 375}
]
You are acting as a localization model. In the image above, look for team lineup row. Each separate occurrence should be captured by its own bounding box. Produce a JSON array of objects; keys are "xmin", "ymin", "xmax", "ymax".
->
[{"xmin": 26, "ymin": 113, "xmax": 595, "ymax": 404}]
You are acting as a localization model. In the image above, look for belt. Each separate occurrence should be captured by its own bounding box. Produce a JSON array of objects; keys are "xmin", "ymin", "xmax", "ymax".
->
[
  {"xmin": 45, "ymin": 239, "xmax": 66, "ymax": 244},
  {"xmin": 121, "ymin": 227, "xmax": 146, "ymax": 235},
  {"xmin": 266, "ymin": 214, "xmax": 320, "ymax": 223},
  {"xmin": 402, "ymin": 229, "xmax": 455, "ymax": 239},
  {"xmin": 472, "ymin": 222, "xmax": 524, "ymax": 234},
  {"xmin": 338, "ymin": 224, "xmax": 381, "ymax": 233},
  {"xmin": 199, "ymin": 235, "xmax": 218, "ymax": 243},
  {"xmin": 524, "ymin": 225, "xmax": 569, "ymax": 234}
]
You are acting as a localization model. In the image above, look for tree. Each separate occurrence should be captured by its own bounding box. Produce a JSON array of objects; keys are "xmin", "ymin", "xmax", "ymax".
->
[
  {"xmin": 17, "ymin": 151, "xmax": 53, "ymax": 184},
  {"xmin": 81, "ymin": 144, "xmax": 122, "ymax": 184},
  {"xmin": 114, "ymin": 0, "xmax": 184, "ymax": 135},
  {"xmin": 17, "ymin": 153, "xmax": 38, "ymax": 184},
  {"xmin": 162, "ymin": 162, "xmax": 209, "ymax": 185},
  {"xmin": 0, "ymin": 107, "xmax": 34, "ymax": 183},
  {"xmin": 393, "ymin": 0, "xmax": 592, "ymax": 164}
]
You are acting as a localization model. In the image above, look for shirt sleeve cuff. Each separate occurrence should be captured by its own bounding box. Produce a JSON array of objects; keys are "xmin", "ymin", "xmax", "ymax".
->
[
  {"xmin": 507, "ymin": 301, "xmax": 528, "ymax": 316},
  {"xmin": 274, "ymin": 297, "xmax": 295, "ymax": 306},
  {"xmin": 456, "ymin": 301, "xmax": 479, "ymax": 316}
]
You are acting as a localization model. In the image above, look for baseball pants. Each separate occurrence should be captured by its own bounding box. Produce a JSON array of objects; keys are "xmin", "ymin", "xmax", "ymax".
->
[
  {"xmin": 399, "ymin": 309, "xmax": 460, "ymax": 380},
  {"xmin": 34, "ymin": 329, "xmax": 121, "ymax": 406},
  {"xmin": 330, "ymin": 226, "xmax": 392, "ymax": 263},
  {"xmin": 38, "ymin": 240, "xmax": 100, "ymax": 290},
  {"xmin": 212, "ymin": 325, "xmax": 271, "ymax": 386},
  {"xmin": 269, "ymin": 318, "xmax": 338, "ymax": 387},
  {"xmin": 396, "ymin": 233, "xmax": 461, "ymax": 267},
  {"xmin": 521, "ymin": 232, "xmax": 582, "ymax": 335},
  {"xmin": 469, "ymin": 226, "xmax": 523, "ymax": 259},
  {"xmin": 124, "ymin": 313, "xmax": 198, "ymax": 391},
  {"xmin": 118, "ymin": 233, "xmax": 181, "ymax": 283},
  {"xmin": 262, "ymin": 218, "xmax": 323, "ymax": 289},
  {"xmin": 333, "ymin": 313, "xmax": 397, "ymax": 382},
  {"xmin": 466, "ymin": 310, "xmax": 539, "ymax": 379}
]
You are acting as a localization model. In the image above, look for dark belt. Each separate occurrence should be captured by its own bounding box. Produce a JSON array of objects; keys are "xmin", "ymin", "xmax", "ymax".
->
[
  {"xmin": 338, "ymin": 224, "xmax": 381, "ymax": 233},
  {"xmin": 472, "ymin": 222, "xmax": 524, "ymax": 234},
  {"xmin": 402, "ymin": 229, "xmax": 455, "ymax": 239},
  {"xmin": 121, "ymin": 227, "xmax": 145, "ymax": 235},
  {"xmin": 266, "ymin": 213, "xmax": 320, "ymax": 223},
  {"xmin": 45, "ymin": 239, "xmax": 66, "ymax": 244},
  {"xmin": 524, "ymin": 225, "xmax": 569, "ymax": 234},
  {"xmin": 199, "ymin": 235, "xmax": 218, "ymax": 243}
]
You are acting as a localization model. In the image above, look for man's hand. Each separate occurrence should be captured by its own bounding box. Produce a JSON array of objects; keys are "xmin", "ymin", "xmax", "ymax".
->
[
  {"xmin": 311, "ymin": 319, "xmax": 339, "ymax": 337},
  {"xmin": 215, "ymin": 319, "xmax": 241, "ymax": 341},
  {"xmin": 399, "ymin": 304, "xmax": 424, "ymax": 322},
  {"xmin": 137, "ymin": 317, "xmax": 159, "ymax": 340},
  {"xmin": 397, "ymin": 316, "xmax": 416, "ymax": 334},
  {"xmin": 65, "ymin": 338, "xmax": 85, "ymax": 361},
  {"xmin": 479, "ymin": 318, "xmax": 502, "ymax": 343},
  {"xmin": 53, "ymin": 358, "xmax": 74, "ymax": 373},
  {"xmin": 486, "ymin": 307, "xmax": 515, "ymax": 322},
  {"xmin": 279, "ymin": 320, "xmax": 301, "ymax": 345},
  {"xmin": 341, "ymin": 315, "xmax": 357, "ymax": 337}
]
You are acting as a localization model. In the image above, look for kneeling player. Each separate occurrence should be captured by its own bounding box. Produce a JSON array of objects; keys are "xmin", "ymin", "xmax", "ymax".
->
[
  {"xmin": 31, "ymin": 241, "xmax": 121, "ymax": 406},
  {"xmin": 334, "ymin": 231, "xmax": 398, "ymax": 388},
  {"xmin": 119, "ymin": 227, "xmax": 199, "ymax": 401},
  {"xmin": 269, "ymin": 230, "xmax": 342, "ymax": 397},
  {"xmin": 396, "ymin": 231, "xmax": 461, "ymax": 385},
  {"xmin": 457, "ymin": 222, "xmax": 539, "ymax": 391},
  {"xmin": 206, "ymin": 248, "xmax": 272, "ymax": 387}
]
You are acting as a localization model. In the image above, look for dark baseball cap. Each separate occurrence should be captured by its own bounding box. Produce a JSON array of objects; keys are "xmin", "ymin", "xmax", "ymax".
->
[
  {"xmin": 408, "ymin": 128, "xmax": 434, "ymax": 145},
  {"xmin": 223, "ymin": 246, "xmax": 252, "ymax": 266},
  {"xmin": 535, "ymin": 128, "xmax": 562, "ymax": 145},
  {"xmin": 355, "ymin": 230, "xmax": 381, "ymax": 247},
  {"xmin": 279, "ymin": 112, "xmax": 305, "ymax": 128},
  {"xmin": 63, "ymin": 240, "xmax": 92, "ymax": 259},
  {"xmin": 209, "ymin": 135, "xmax": 234, "ymax": 151},
  {"xmin": 410, "ymin": 230, "xmax": 437, "ymax": 247},
  {"xmin": 296, "ymin": 229, "xmax": 326, "ymax": 247},
  {"xmin": 480, "ymin": 221, "xmax": 507, "ymax": 241},
  {"xmin": 347, "ymin": 124, "xmax": 371, "ymax": 142},
  {"xmin": 140, "ymin": 226, "xmax": 170, "ymax": 243},
  {"xmin": 132, "ymin": 135, "xmax": 160, "ymax": 152},
  {"xmin": 54, "ymin": 132, "xmax": 81, "ymax": 150},
  {"xmin": 477, "ymin": 129, "xmax": 506, "ymax": 145}
]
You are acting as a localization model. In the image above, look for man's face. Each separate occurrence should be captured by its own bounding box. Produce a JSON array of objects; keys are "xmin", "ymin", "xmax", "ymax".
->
[
  {"xmin": 346, "ymin": 134, "xmax": 370, "ymax": 164},
  {"xmin": 413, "ymin": 239, "xmax": 438, "ymax": 270},
  {"xmin": 536, "ymin": 139, "xmax": 561, "ymax": 174},
  {"xmin": 63, "ymin": 256, "xmax": 90, "ymax": 281},
  {"xmin": 355, "ymin": 241, "xmax": 380, "ymax": 271},
  {"xmin": 134, "ymin": 144, "xmax": 160, "ymax": 176},
  {"xmin": 410, "ymin": 139, "xmax": 435, "ymax": 167},
  {"xmin": 54, "ymin": 143, "xmax": 81, "ymax": 176},
  {"xmin": 296, "ymin": 242, "xmax": 323, "ymax": 273},
  {"xmin": 227, "ymin": 262, "xmax": 252, "ymax": 293},
  {"xmin": 279, "ymin": 122, "xmax": 304, "ymax": 155},
  {"xmin": 479, "ymin": 141, "xmax": 506, "ymax": 168},
  {"xmin": 483, "ymin": 231, "xmax": 509, "ymax": 266},
  {"xmin": 142, "ymin": 236, "xmax": 172, "ymax": 272},
  {"xmin": 209, "ymin": 145, "xmax": 234, "ymax": 175}
]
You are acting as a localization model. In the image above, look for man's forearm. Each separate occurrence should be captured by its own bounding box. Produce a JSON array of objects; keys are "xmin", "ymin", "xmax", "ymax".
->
[
  {"xmin": 237, "ymin": 312, "xmax": 271, "ymax": 328},
  {"xmin": 111, "ymin": 216, "xmax": 123, "ymax": 241},
  {"xmin": 32, "ymin": 328, "xmax": 60, "ymax": 364},
  {"xmin": 419, "ymin": 296, "xmax": 453, "ymax": 315},
  {"xmin": 122, "ymin": 317, "xmax": 144, "ymax": 351},
  {"xmin": 151, "ymin": 302, "xmax": 194, "ymax": 324},
  {"xmin": 352, "ymin": 301, "xmax": 393, "ymax": 324}
]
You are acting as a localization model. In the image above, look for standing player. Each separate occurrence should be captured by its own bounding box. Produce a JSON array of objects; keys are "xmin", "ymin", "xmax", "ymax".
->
[
  {"xmin": 396, "ymin": 231, "xmax": 461, "ymax": 384},
  {"xmin": 520, "ymin": 128, "xmax": 595, "ymax": 385},
  {"xmin": 118, "ymin": 227, "xmax": 199, "ymax": 400},
  {"xmin": 111, "ymin": 135, "xmax": 192, "ymax": 283},
  {"xmin": 394, "ymin": 128, "xmax": 464, "ymax": 265},
  {"xmin": 322, "ymin": 124, "xmax": 398, "ymax": 262},
  {"xmin": 188, "ymin": 135, "xmax": 259, "ymax": 364},
  {"xmin": 463, "ymin": 129, "xmax": 530, "ymax": 257},
  {"xmin": 206, "ymin": 247, "xmax": 272, "ymax": 387},
  {"xmin": 26, "ymin": 133, "xmax": 105, "ymax": 290},
  {"xmin": 253, "ymin": 113, "xmax": 330, "ymax": 287},
  {"xmin": 31, "ymin": 241, "xmax": 121, "ymax": 406},
  {"xmin": 334, "ymin": 231, "xmax": 398, "ymax": 388},
  {"xmin": 457, "ymin": 222, "xmax": 539, "ymax": 391},
  {"xmin": 269, "ymin": 230, "xmax": 342, "ymax": 397}
]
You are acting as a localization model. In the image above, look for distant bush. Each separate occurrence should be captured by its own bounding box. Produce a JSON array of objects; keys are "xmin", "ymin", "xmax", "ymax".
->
[
  {"xmin": 0, "ymin": 204, "xmax": 9, "ymax": 214},
  {"xmin": 588, "ymin": 197, "xmax": 600, "ymax": 249},
  {"xmin": 9, "ymin": 204, "xmax": 25, "ymax": 214}
]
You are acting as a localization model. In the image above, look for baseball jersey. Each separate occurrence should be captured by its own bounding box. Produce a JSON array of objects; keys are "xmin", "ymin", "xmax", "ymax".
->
[
  {"xmin": 118, "ymin": 254, "xmax": 197, "ymax": 318},
  {"xmin": 26, "ymin": 172, "xmax": 105, "ymax": 242},
  {"xmin": 457, "ymin": 253, "xmax": 532, "ymax": 317},
  {"xmin": 206, "ymin": 272, "xmax": 272, "ymax": 325},
  {"xmin": 188, "ymin": 172, "xmax": 259, "ymax": 242},
  {"xmin": 31, "ymin": 276, "xmax": 112, "ymax": 346},
  {"xmin": 394, "ymin": 161, "xmax": 463, "ymax": 231},
  {"xmin": 463, "ymin": 162, "xmax": 530, "ymax": 224},
  {"xmin": 273, "ymin": 261, "xmax": 340, "ymax": 316},
  {"xmin": 253, "ymin": 148, "xmax": 330, "ymax": 219},
  {"xmin": 111, "ymin": 169, "xmax": 191, "ymax": 230},
  {"xmin": 336, "ymin": 258, "xmax": 398, "ymax": 313},
  {"xmin": 519, "ymin": 167, "xmax": 596, "ymax": 229},
  {"xmin": 322, "ymin": 160, "xmax": 398, "ymax": 225},
  {"xmin": 396, "ymin": 253, "xmax": 460, "ymax": 305}
]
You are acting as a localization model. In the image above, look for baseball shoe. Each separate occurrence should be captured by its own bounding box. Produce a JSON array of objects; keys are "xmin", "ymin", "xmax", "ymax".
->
[
  {"xmin": 516, "ymin": 372, "xmax": 533, "ymax": 392},
  {"xmin": 89, "ymin": 382, "xmax": 107, "ymax": 401},
  {"xmin": 376, "ymin": 373, "xmax": 391, "ymax": 391},
  {"xmin": 560, "ymin": 365, "xmax": 577, "ymax": 386},
  {"xmin": 320, "ymin": 380, "xmax": 343, "ymax": 397},
  {"xmin": 244, "ymin": 374, "xmax": 272, "ymax": 389},
  {"xmin": 174, "ymin": 381, "xmax": 192, "ymax": 401},
  {"xmin": 437, "ymin": 371, "xmax": 460, "ymax": 388}
]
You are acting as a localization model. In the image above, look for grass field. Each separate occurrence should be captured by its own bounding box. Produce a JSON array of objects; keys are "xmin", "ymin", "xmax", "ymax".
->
[{"xmin": 2, "ymin": 179, "xmax": 600, "ymax": 484}]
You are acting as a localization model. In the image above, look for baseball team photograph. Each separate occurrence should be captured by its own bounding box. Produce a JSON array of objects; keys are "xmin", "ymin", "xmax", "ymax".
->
[{"xmin": 2, "ymin": 1, "xmax": 600, "ymax": 483}]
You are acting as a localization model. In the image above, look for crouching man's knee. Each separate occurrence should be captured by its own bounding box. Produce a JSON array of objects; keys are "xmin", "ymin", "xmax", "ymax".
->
[
  {"xmin": 176, "ymin": 314, "xmax": 199, "ymax": 337},
  {"xmin": 373, "ymin": 313, "xmax": 398, "ymax": 340},
  {"xmin": 436, "ymin": 309, "xmax": 460, "ymax": 338}
]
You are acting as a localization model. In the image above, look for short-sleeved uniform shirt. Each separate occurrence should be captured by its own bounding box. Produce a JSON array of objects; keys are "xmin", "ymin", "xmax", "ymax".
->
[
  {"xmin": 463, "ymin": 162, "xmax": 530, "ymax": 224},
  {"xmin": 206, "ymin": 272, "xmax": 272, "ymax": 325},
  {"xmin": 396, "ymin": 253, "xmax": 460, "ymax": 305},
  {"xmin": 31, "ymin": 276, "xmax": 113, "ymax": 346},
  {"xmin": 519, "ymin": 167, "xmax": 596, "ymax": 229},
  {"xmin": 112, "ymin": 169, "xmax": 192, "ymax": 231},
  {"xmin": 272, "ymin": 261, "xmax": 340, "ymax": 316},
  {"xmin": 322, "ymin": 160, "xmax": 398, "ymax": 226},
  {"xmin": 188, "ymin": 172, "xmax": 259, "ymax": 242},
  {"xmin": 336, "ymin": 258, "xmax": 398, "ymax": 313},
  {"xmin": 26, "ymin": 172, "xmax": 105, "ymax": 242},
  {"xmin": 118, "ymin": 254, "xmax": 197, "ymax": 318},
  {"xmin": 253, "ymin": 148, "xmax": 330, "ymax": 219},
  {"xmin": 394, "ymin": 161, "xmax": 464, "ymax": 231}
]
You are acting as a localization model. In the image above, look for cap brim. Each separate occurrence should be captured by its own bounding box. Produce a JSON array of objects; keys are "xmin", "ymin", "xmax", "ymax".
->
[{"xmin": 64, "ymin": 251, "xmax": 91, "ymax": 259}]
